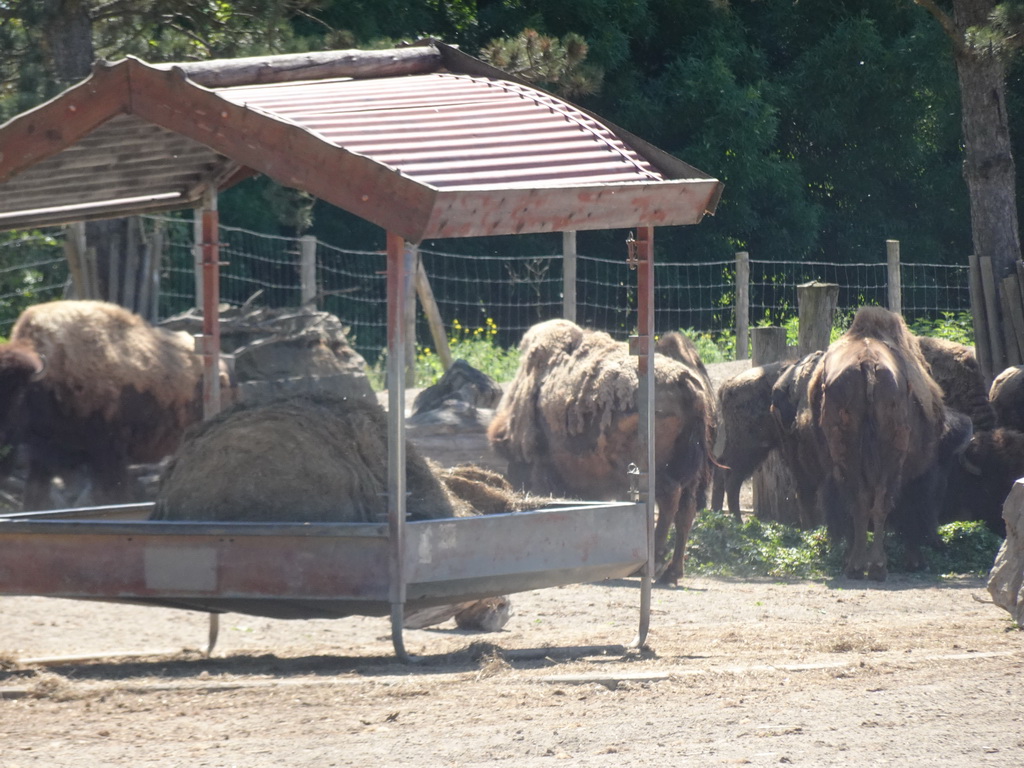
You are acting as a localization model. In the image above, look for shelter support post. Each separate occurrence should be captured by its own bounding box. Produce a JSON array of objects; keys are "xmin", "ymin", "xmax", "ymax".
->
[
  {"xmin": 630, "ymin": 226, "xmax": 655, "ymax": 649},
  {"xmin": 386, "ymin": 232, "xmax": 414, "ymax": 662},
  {"xmin": 200, "ymin": 188, "xmax": 222, "ymax": 419},
  {"xmin": 562, "ymin": 231, "xmax": 577, "ymax": 323}
]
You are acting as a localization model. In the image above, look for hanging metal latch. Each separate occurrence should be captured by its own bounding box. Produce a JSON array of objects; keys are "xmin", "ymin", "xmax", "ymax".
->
[
  {"xmin": 625, "ymin": 231, "xmax": 638, "ymax": 271},
  {"xmin": 627, "ymin": 462, "xmax": 641, "ymax": 502}
]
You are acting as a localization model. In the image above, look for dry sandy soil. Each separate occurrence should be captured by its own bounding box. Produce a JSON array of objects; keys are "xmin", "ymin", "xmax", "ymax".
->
[
  {"xmin": 2, "ymin": 575, "xmax": 1021, "ymax": 767},
  {"xmin": 3, "ymin": 360, "xmax": 1023, "ymax": 766}
]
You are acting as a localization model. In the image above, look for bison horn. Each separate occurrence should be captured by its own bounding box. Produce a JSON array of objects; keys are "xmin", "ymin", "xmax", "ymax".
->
[
  {"xmin": 958, "ymin": 449, "xmax": 982, "ymax": 476},
  {"xmin": 30, "ymin": 352, "xmax": 46, "ymax": 381}
]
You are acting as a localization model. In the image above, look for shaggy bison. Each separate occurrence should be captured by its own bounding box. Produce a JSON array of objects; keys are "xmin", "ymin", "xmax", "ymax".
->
[
  {"xmin": 154, "ymin": 393, "xmax": 528, "ymax": 631},
  {"xmin": 916, "ymin": 336, "xmax": 995, "ymax": 431},
  {"xmin": 946, "ymin": 427, "xmax": 1024, "ymax": 538},
  {"xmin": 710, "ymin": 360, "xmax": 789, "ymax": 522},
  {"xmin": 989, "ymin": 365, "xmax": 1024, "ymax": 432},
  {"xmin": 811, "ymin": 307, "xmax": 949, "ymax": 580},
  {"xmin": 487, "ymin": 319, "xmax": 716, "ymax": 585},
  {"xmin": 0, "ymin": 300, "xmax": 231, "ymax": 510}
]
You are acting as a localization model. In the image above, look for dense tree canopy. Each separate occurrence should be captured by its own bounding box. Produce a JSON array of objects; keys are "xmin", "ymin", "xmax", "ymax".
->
[{"xmin": 2, "ymin": 0, "xmax": 1020, "ymax": 273}]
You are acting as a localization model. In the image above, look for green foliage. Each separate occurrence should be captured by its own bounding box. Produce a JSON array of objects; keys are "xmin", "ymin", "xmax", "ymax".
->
[
  {"xmin": 909, "ymin": 311, "xmax": 976, "ymax": 346},
  {"xmin": 479, "ymin": 28, "xmax": 603, "ymax": 98},
  {"xmin": 369, "ymin": 317, "xmax": 522, "ymax": 390},
  {"xmin": 921, "ymin": 521, "xmax": 1004, "ymax": 577},
  {"xmin": 686, "ymin": 509, "xmax": 840, "ymax": 580},
  {"xmin": 685, "ymin": 510, "xmax": 1002, "ymax": 580}
]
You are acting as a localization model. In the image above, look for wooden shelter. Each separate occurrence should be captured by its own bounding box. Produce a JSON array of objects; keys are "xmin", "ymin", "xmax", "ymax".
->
[{"xmin": 0, "ymin": 41, "xmax": 722, "ymax": 660}]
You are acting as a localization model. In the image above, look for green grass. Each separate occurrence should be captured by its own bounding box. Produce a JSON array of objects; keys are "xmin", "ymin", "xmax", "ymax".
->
[{"xmin": 685, "ymin": 510, "xmax": 1002, "ymax": 580}]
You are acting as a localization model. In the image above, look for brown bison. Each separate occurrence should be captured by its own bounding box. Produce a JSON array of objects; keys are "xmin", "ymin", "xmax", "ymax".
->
[
  {"xmin": 0, "ymin": 300, "xmax": 234, "ymax": 510},
  {"xmin": 710, "ymin": 360, "xmax": 789, "ymax": 522},
  {"xmin": 712, "ymin": 335, "xmax": 986, "ymax": 528},
  {"xmin": 916, "ymin": 336, "xmax": 995, "ymax": 431},
  {"xmin": 155, "ymin": 393, "xmax": 527, "ymax": 631},
  {"xmin": 947, "ymin": 427, "xmax": 1024, "ymax": 538},
  {"xmin": 487, "ymin": 319, "xmax": 716, "ymax": 585},
  {"xmin": 989, "ymin": 365, "xmax": 1024, "ymax": 432},
  {"xmin": 811, "ymin": 307, "xmax": 948, "ymax": 580}
]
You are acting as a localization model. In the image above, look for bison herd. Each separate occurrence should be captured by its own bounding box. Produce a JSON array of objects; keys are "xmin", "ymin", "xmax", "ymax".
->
[{"xmin": 1, "ymin": 300, "xmax": 1023, "ymax": 588}]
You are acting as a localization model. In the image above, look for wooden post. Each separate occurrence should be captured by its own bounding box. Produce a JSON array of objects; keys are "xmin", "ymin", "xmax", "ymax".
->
[
  {"xmin": 63, "ymin": 222, "xmax": 88, "ymax": 299},
  {"xmin": 122, "ymin": 217, "xmax": 140, "ymax": 312},
  {"xmin": 299, "ymin": 234, "xmax": 317, "ymax": 309},
  {"xmin": 980, "ymin": 256, "xmax": 1007, "ymax": 376},
  {"xmin": 969, "ymin": 253, "xmax": 994, "ymax": 384},
  {"xmin": 563, "ymin": 231, "xmax": 577, "ymax": 323},
  {"xmin": 886, "ymin": 240, "xmax": 901, "ymax": 316},
  {"xmin": 797, "ymin": 281, "xmax": 839, "ymax": 356},
  {"xmin": 414, "ymin": 256, "xmax": 454, "ymax": 371},
  {"xmin": 750, "ymin": 326, "xmax": 799, "ymax": 526},
  {"xmin": 1000, "ymin": 275, "xmax": 1024, "ymax": 366},
  {"xmin": 735, "ymin": 251, "xmax": 750, "ymax": 360},
  {"xmin": 751, "ymin": 326, "xmax": 789, "ymax": 366}
]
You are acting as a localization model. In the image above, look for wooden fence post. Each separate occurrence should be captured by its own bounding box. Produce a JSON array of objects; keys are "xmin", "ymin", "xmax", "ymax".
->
[
  {"xmin": 886, "ymin": 239, "xmax": 901, "ymax": 315},
  {"xmin": 969, "ymin": 253, "xmax": 994, "ymax": 384},
  {"xmin": 414, "ymin": 256, "xmax": 454, "ymax": 372},
  {"xmin": 797, "ymin": 281, "xmax": 839, "ymax": 356},
  {"xmin": 563, "ymin": 231, "xmax": 577, "ymax": 323},
  {"xmin": 750, "ymin": 327, "xmax": 799, "ymax": 526},
  {"xmin": 979, "ymin": 256, "xmax": 1007, "ymax": 376},
  {"xmin": 299, "ymin": 234, "xmax": 317, "ymax": 309},
  {"xmin": 735, "ymin": 251, "xmax": 750, "ymax": 360}
]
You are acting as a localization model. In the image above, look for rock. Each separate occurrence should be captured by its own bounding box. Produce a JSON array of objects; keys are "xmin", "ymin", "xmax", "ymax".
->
[{"xmin": 987, "ymin": 480, "xmax": 1024, "ymax": 624}]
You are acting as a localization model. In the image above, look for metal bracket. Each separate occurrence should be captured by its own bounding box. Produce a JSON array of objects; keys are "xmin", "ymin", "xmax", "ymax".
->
[{"xmin": 625, "ymin": 231, "xmax": 638, "ymax": 270}]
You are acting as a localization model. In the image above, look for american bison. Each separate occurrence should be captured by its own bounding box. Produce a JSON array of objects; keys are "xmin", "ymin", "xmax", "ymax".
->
[
  {"xmin": 487, "ymin": 319, "xmax": 717, "ymax": 585},
  {"xmin": 947, "ymin": 427, "xmax": 1024, "ymax": 538},
  {"xmin": 811, "ymin": 306, "xmax": 949, "ymax": 580},
  {"xmin": 712, "ymin": 334, "xmax": 987, "ymax": 528},
  {"xmin": 989, "ymin": 365, "xmax": 1024, "ymax": 432},
  {"xmin": 916, "ymin": 336, "xmax": 995, "ymax": 431},
  {"xmin": 155, "ymin": 393, "xmax": 526, "ymax": 631},
  {"xmin": 0, "ymin": 300, "xmax": 232, "ymax": 510},
  {"xmin": 710, "ymin": 360, "xmax": 789, "ymax": 522}
]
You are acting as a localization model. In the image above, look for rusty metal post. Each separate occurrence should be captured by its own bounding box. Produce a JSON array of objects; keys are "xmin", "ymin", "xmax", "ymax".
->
[
  {"xmin": 631, "ymin": 226, "xmax": 655, "ymax": 648},
  {"xmin": 200, "ymin": 188, "xmax": 221, "ymax": 419},
  {"xmin": 386, "ymin": 232, "xmax": 414, "ymax": 662}
]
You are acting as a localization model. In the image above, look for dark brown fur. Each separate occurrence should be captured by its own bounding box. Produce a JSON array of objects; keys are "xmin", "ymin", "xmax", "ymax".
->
[
  {"xmin": 0, "ymin": 300, "xmax": 226, "ymax": 509},
  {"xmin": 811, "ymin": 307, "xmax": 945, "ymax": 580}
]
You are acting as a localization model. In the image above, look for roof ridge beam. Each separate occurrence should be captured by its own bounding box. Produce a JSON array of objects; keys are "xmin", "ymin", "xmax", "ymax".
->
[{"xmin": 151, "ymin": 45, "xmax": 444, "ymax": 89}]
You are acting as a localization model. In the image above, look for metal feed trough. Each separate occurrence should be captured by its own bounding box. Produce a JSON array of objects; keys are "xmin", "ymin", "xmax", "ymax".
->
[{"xmin": 0, "ymin": 42, "xmax": 722, "ymax": 660}]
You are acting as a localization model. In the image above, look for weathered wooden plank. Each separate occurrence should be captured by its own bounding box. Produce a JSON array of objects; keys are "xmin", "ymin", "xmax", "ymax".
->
[
  {"xmin": 0, "ymin": 62, "xmax": 130, "ymax": 183},
  {"xmin": 157, "ymin": 46, "xmax": 443, "ymax": 89},
  {"xmin": 421, "ymin": 179, "xmax": 720, "ymax": 239}
]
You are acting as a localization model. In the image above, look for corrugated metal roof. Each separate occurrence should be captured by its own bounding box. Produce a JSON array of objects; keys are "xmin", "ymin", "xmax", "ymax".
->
[
  {"xmin": 0, "ymin": 43, "xmax": 722, "ymax": 239},
  {"xmin": 216, "ymin": 73, "xmax": 662, "ymax": 189}
]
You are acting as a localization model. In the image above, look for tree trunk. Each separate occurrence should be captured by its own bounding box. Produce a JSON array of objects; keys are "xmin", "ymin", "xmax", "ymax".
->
[
  {"xmin": 920, "ymin": 0, "xmax": 1023, "ymax": 380},
  {"xmin": 953, "ymin": 1, "xmax": 1021, "ymax": 281},
  {"xmin": 41, "ymin": 0, "xmax": 94, "ymax": 84}
]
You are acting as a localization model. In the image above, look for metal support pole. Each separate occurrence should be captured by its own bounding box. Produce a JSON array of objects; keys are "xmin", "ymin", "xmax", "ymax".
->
[
  {"xmin": 631, "ymin": 226, "xmax": 655, "ymax": 649},
  {"xmin": 562, "ymin": 231, "xmax": 577, "ymax": 323},
  {"xmin": 386, "ymin": 231, "xmax": 415, "ymax": 662},
  {"xmin": 199, "ymin": 188, "xmax": 221, "ymax": 419},
  {"xmin": 299, "ymin": 234, "xmax": 317, "ymax": 309}
]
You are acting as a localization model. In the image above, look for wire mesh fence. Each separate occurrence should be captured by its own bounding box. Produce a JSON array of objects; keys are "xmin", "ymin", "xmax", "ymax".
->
[{"xmin": 0, "ymin": 216, "xmax": 973, "ymax": 364}]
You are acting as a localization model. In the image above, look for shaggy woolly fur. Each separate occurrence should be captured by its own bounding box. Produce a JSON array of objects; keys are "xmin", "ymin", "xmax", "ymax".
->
[{"xmin": 488, "ymin": 319, "xmax": 716, "ymax": 585}]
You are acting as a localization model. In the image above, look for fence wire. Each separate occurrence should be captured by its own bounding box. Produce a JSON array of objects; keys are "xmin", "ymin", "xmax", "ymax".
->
[{"xmin": 0, "ymin": 217, "xmax": 973, "ymax": 364}]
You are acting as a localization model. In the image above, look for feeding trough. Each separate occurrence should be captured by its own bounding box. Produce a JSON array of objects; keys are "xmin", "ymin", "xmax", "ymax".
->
[{"xmin": 0, "ymin": 42, "xmax": 721, "ymax": 660}]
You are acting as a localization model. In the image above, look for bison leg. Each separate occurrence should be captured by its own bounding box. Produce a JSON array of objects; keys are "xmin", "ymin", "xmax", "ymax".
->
[
  {"xmin": 653, "ymin": 483, "xmax": 683, "ymax": 583},
  {"xmin": 710, "ymin": 467, "xmax": 726, "ymax": 512},
  {"xmin": 88, "ymin": 450, "xmax": 136, "ymax": 506},
  {"xmin": 23, "ymin": 459, "xmax": 56, "ymax": 511},
  {"xmin": 658, "ymin": 484, "xmax": 700, "ymax": 586}
]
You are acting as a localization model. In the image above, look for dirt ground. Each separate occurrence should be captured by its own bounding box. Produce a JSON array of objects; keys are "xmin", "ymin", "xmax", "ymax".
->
[
  {"xmin": 3, "ymin": 360, "xmax": 1023, "ymax": 766},
  {"xmin": 2, "ymin": 574, "xmax": 1022, "ymax": 767}
]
